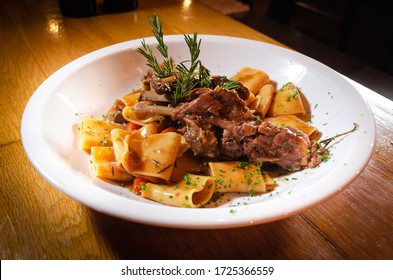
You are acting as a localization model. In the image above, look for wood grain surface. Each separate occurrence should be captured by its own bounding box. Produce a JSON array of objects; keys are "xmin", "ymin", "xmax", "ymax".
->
[{"xmin": 1, "ymin": 0, "xmax": 392, "ymax": 260}]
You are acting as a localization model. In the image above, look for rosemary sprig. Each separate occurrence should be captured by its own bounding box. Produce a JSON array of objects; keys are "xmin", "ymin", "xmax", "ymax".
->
[
  {"xmin": 148, "ymin": 16, "xmax": 174, "ymax": 77},
  {"xmin": 148, "ymin": 16, "xmax": 168, "ymax": 59},
  {"xmin": 184, "ymin": 32, "xmax": 201, "ymax": 73},
  {"xmin": 135, "ymin": 40, "xmax": 162, "ymax": 76},
  {"xmin": 198, "ymin": 63, "xmax": 211, "ymax": 88},
  {"xmin": 173, "ymin": 62, "xmax": 199, "ymax": 105},
  {"xmin": 220, "ymin": 79, "xmax": 240, "ymax": 90},
  {"xmin": 172, "ymin": 33, "xmax": 200, "ymax": 104},
  {"xmin": 137, "ymin": 16, "xmax": 211, "ymax": 105},
  {"xmin": 135, "ymin": 16, "xmax": 174, "ymax": 78},
  {"xmin": 172, "ymin": 32, "xmax": 210, "ymax": 105},
  {"xmin": 320, "ymin": 123, "xmax": 359, "ymax": 147}
]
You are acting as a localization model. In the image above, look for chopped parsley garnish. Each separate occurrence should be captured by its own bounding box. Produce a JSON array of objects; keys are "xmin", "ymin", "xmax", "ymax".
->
[
  {"xmin": 184, "ymin": 174, "xmax": 191, "ymax": 186},
  {"xmin": 236, "ymin": 162, "xmax": 249, "ymax": 169},
  {"xmin": 140, "ymin": 182, "xmax": 147, "ymax": 192}
]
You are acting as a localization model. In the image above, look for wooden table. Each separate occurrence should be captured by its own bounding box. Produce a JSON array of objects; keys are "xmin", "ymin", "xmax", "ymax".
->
[{"xmin": 1, "ymin": 0, "xmax": 392, "ymax": 260}]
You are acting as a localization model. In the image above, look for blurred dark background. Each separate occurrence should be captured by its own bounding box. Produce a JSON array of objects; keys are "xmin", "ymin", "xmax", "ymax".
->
[{"xmin": 227, "ymin": 0, "xmax": 393, "ymax": 100}]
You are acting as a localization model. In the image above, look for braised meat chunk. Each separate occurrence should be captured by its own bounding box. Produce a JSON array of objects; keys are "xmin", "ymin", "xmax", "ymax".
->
[
  {"xmin": 172, "ymin": 88, "xmax": 255, "ymax": 158},
  {"xmin": 181, "ymin": 117, "xmax": 219, "ymax": 158},
  {"xmin": 172, "ymin": 87, "xmax": 327, "ymax": 170},
  {"xmin": 172, "ymin": 87, "xmax": 254, "ymax": 123}
]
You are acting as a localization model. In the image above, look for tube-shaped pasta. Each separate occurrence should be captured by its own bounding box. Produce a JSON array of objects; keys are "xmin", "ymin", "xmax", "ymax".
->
[
  {"xmin": 118, "ymin": 89, "xmax": 141, "ymax": 107},
  {"xmin": 267, "ymin": 82, "xmax": 305, "ymax": 117},
  {"xmin": 110, "ymin": 128, "xmax": 130, "ymax": 165},
  {"xmin": 105, "ymin": 90, "xmax": 141, "ymax": 122},
  {"xmin": 177, "ymin": 135, "xmax": 191, "ymax": 158},
  {"xmin": 254, "ymin": 84, "xmax": 275, "ymax": 118},
  {"xmin": 90, "ymin": 146, "xmax": 133, "ymax": 181},
  {"xmin": 111, "ymin": 124, "xmax": 158, "ymax": 169},
  {"xmin": 79, "ymin": 118, "xmax": 123, "ymax": 151},
  {"xmin": 262, "ymin": 173, "xmax": 275, "ymax": 187},
  {"xmin": 138, "ymin": 123, "xmax": 158, "ymax": 137},
  {"xmin": 264, "ymin": 115, "xmax": 318, "ymax": 137},
  {"xmin": 114, "ymin": 123, "xmax": 158, "ymax": 173},
  {"xmin": 141, "ymin": 174, "xmax": 215, "ymax": 208},
  {"xmin": 245, "ymin": 92, "xmax": 256, "ymax": 107},
  {"xmin": 122, "ymin": 131, "xmax": 181, "ymax": 182},
  {"xmin": 209, "ymin": 161, "xmax": 267, "ymax": 194},
  {"xmin": 231, "ymin": 67, "xmax": 270, "ymax": 94}
]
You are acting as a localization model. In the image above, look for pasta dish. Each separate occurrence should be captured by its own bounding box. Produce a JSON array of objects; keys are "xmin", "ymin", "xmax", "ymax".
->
[{"xmin": 78, "ymin": 16, "xmax": 332, "ymax": 208}]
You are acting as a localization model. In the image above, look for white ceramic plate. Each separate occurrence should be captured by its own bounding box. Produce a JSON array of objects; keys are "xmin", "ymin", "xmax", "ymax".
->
[{"xmin": 21, "ymin": 35, "xmax": 375, "ymax": 229}]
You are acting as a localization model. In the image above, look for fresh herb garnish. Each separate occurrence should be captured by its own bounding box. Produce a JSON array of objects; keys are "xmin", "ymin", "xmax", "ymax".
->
[
  {"xmin": 136, "ymin": 16, "xmax": 174, "ymax": 78},
  {"xmin": 184, "ymin": 174, "xmax": 191, "ymax": 186},
  {"xmin": 136, "ymin": 16, "xmax": 211, "ymax": 105},
  {"xmin": 198, "ymin": 63, "xmax": 211, "ymax": 88},
  {"xmin": 220, "ymin": 79, "xmax": 240, "ymax": 90},
  {"xmin": 140, "ymin": 182, "xmax": 147, "ymax": 192},
  {"xmin": 236, "ymin": 162, "xmax": 249, "ymax": 169},
  {"xmin": 320, "ymin": 123, "xmax": 359, "ymax": 147},
  {"xmin": 173, "ymin": 32, "xmax": 210, "ymax": 105}
]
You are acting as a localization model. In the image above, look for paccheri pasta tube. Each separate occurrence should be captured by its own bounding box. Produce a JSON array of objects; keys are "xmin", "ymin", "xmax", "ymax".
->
[
  {"xmin": 121, "ymin": 130, "xmax": 181, "ymax": 182},
  {"xmin": 79, "ymin": 118, "xmax": 123, "ymax": 151},
  {"xmin": 264, "ymin": 115, "xmax": 318, "ymax": 137},
  {"xmin": 209, "ymin": 161, "xmax": 275, "ymax": 194},
  {"xmin": 267, "ymin": 82, "xmax": 306, "ymax": 117},
  {"xmin": 90, "ymin": 146, "xmax": 133, "ymax": 181},
  {"xmin": 141, "ymin": 174, "xmax": 215, "ymax": 208},
  {"xmin": 231, "ymin": 67, "xmax": 270, "ymax": 95}
]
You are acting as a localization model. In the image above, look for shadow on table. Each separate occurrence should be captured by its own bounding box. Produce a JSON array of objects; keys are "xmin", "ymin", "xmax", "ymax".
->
[{"xmin": 90, "ymin": 209, "xmax": 342, "ymax": 260}]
